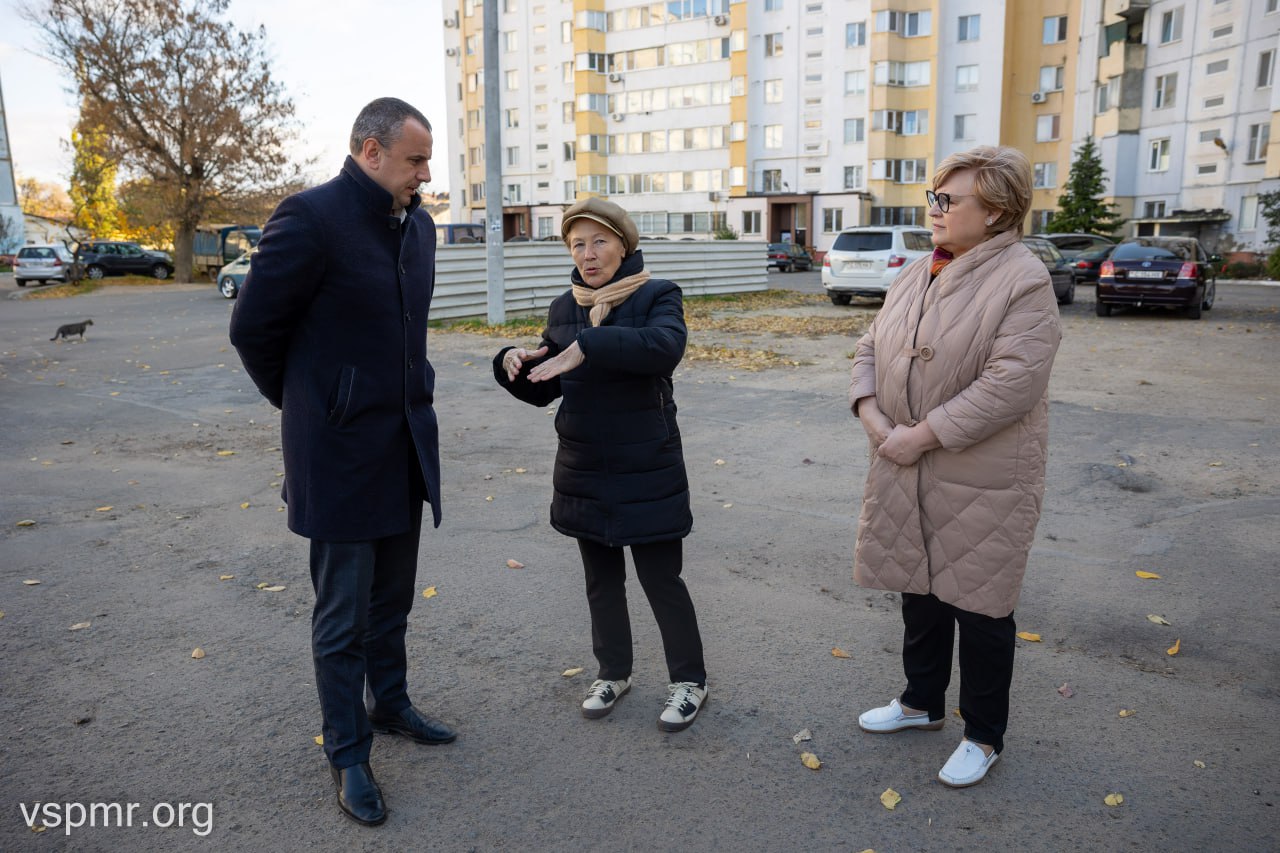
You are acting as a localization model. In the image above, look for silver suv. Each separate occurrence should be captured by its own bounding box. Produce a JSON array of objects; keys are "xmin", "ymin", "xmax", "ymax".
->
[
  {"xmin": 14, "ymin": 244, "xmax": 77, "ymax": 286},
  {"xmin": 822, "ymin": 225, "xmax": 933, "ymax": 304}
]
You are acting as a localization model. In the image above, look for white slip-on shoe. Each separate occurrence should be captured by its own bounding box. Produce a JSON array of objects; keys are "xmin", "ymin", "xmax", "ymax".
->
[
  {"xmin": 581, "ymin": 678, "xmax": 631, "ymax": 719},
  {"xmin": 858, "ymin": 698, "xmax": 945, "ymax": 734},
  {"xmin": 938, "ymin": 739, "xmax": 1000, "ymax": 788},
  {"xmin": 658, "ymin": 682, "xmax": 708, "ymax": 732}
]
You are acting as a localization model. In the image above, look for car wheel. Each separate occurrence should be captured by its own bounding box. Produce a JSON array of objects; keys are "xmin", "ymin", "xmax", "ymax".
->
[
  {"xmin": 1202, "ymin": 279, "xmax": 1216, "ymax": 311},
  {"xmin": 86, "ymin": 265, "xmax": 106, "ymax": 280},
  {"xmin": 15, "ymin": 279, "xmax": 26, "ymax": 287},
  {"xmin": 830, "ymin": 293, "xmax": 852, "ymax": 306},
  {"xmin": 1095, "ymin": 299, "xmax": 1111, "ymax": 317},
  {"xmin": 151, "ymin": 263, "xmax": 172, "ymax": 279},
  {"xmin": 1059, "ymin": 281, "xmax": 1075, "ymax": 305},
  {"xmin": 1186, "ymin": 300, "xmax": 1202, "ymax": 320},
  {"xmin": 218, "ymin": 276, "xmax": 240, "ymax": 299}
]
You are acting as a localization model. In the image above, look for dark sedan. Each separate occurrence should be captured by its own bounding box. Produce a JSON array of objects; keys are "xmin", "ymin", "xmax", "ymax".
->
[
  {"xmin": 1097, "ymin": 237, "xmax": 1219, "ymax": 319},
  {"xmin": 1070, "ymin": 244, "xmax": 1117, "ymax": 284},
  {"xmin": 1022, "ymin": 236, "xmax": 1076, "ymax": 305},
  {"xmin": 766, "ymin": 242, "xmax": 813, "ymax": 272}
]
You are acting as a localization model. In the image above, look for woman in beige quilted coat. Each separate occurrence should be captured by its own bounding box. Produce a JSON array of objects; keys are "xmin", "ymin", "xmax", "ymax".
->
[{"xmin": 849, "ymin": 146, "xmax": 1061, "ymax": 788}]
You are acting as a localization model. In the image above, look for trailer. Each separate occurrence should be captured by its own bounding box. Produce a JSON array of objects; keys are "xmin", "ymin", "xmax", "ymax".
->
[{"xmin": 193, "ymin": 224, "xmax": 261, "ymax": 281}]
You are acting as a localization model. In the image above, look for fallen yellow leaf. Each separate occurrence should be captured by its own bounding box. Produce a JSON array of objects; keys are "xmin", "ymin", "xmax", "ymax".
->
[
  {"xmin": 1208, "ymin": 461, "xmax": 1222, "ymax": 467},
  {"xmin": 880, "ymin": 788, "xmax": 901, "ymax": 810},
  {"xmin": 240, "ymin": 502, "xmax": 251, "ymax": 509},
  {"xmin": 562, "ymin": 667, "xmax": 584, "ymax": 677},
  {"xmin": 263, "ymin": 585, "xmax": 286, "ymax": 592},
  {"xmin": 485, "ymin": 496, "xmax": 494, "ymax": 502},
  {"xmin": 953, "ymin": 708, "xmax": 962, "ymax": 718},
  {"xmin": 1193, "ymin": 760, "xmax": 1206, "ymax": 769},
  {"xmin": 255, "ymin": 582, "xmax": 269, "ymax": 589},
  {"xmin": 1147, "ymin": 614, "xmax": 1171, "ymax": 626},
  {"xmin": 191, "ymin": 648, "xmax": 205, "ymax": 659},
  {"xmin": 95, "ymin": 505, "xmax": 113, "ymax": 512},
  {"xmin": 422, "ymin": 586, "xmax": 438, "ymax": 599},
  {"xmin": 217, "ymin": 450, "xmax": 236, "ymax": 456},
  {"xmin": 723, "ymin": 502, "xmax": 733, "ymax": 508},
  {"xmin": 714, "ymin": 459, "xmax": 726, "ymax": 466},
  {"xmin": 314, "ymin": 735, "xmax": 324, "ymax": 746},
  {"xmin": 1104, "ymin": 793, "xmax": 1124, "ymax": 807},
  {"xmin": 1135, "ymin": 570, "xmax": 1161, "ymax": 579},
  {"xmin": 1016, "ymin": 631, "xmax": 1042, "ymax": 642},
  {"xmin": 515, "ymin": 467, "xmax": 527, "ymax": 474},
  {"xmin": 31, "ymin": 825, "xmax": 46, "ymax": 833},
  {"xmin": 109, "ymin": 391, "xmax": 120, "ymax": 396},
  {"xmin": 506, "ymin": 559, "xmax": 525, "ymax": 569},
  {"xmin": 831, "ymin": 647, "xmax": 851, "ymax": 659},
  {"xmin": 0, "ymin": 611, "xmax": 4, "ymax": 619},
  {"xmin": 1119, "ymin": 709, "xmax": 1136, "ymax": 718},
  {"xmin": 69, "ymin": 622, "xmax": 91, "ymax": 631},
  {"xmin": 1166, "ymin": 638, "xmax": 1181, "ymax": 656},
  {"xmin": 219, "ymin": 574, "xmax": 235, "ymax": 581},
  {"xmin": 23, "ymin": 579, "xmax": 41, "ymax": 586},
  {"xmin": 800, "ymin": 752, "xmax": 822, "ymax": 770},
  {"xmin": 15, "ymin": 519, "xmax": 36, "ymax": 527}
]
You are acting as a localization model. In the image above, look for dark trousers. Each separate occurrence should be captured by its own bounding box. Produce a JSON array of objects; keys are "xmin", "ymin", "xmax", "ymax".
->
[
  {"xmin": 578, "ymin": 538, "xmax": 706, "ymax": 686},
  {"xmin": 898, "ymin": 592, "xmax": 1016, "ymax": 754},
  {"xmin": 309, "ymin": 499, "xmax": 423, "ymax": 770}
]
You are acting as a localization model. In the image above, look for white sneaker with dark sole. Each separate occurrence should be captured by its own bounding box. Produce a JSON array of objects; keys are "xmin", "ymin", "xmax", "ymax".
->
[
  {"xmin": 858, "ymin": 698, "xmax": 945, "ymax": 733},
  {"xmin": 938, "ymin": 739, "xmax": 1000, "ymax": 787},
  {"xmin": 581, "ymin": 678, "xmax": 630, "ymax": 719},
  {"xmin": 658, "ymin": 682, "xmax": 708, "ymax": 732}
]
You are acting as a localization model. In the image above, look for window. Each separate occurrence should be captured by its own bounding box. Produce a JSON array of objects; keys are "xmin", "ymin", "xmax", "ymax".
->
[
  {"xmin": 1269, "ymin": 0, "xmax": 1279, "ymax": 13},
  {"xmin": 844, "ymin": 118, "xmax": 865, "ymax": 143},
  {"xmin": 764, "ymin": 125, "xmax": 783, "ymax": 148},
  {"xmin": 956, "ymin": 64, "xmax": 978, "ymax": 91},
  {"xmin": 872, "ymin": 158, "xmax": 928, "ymax": 183},
  {"xmin": 1196, "ymin": 163, "xmax": 1218, "ymax": 175},
  {"xmin": 506, "ymin": 146, "xmax": 519, "ymax": 166},
  {"xmin": 1042, "ymin": 15, "xmax": 1067, "ymax": 44},
  {"xmin": 765, "ymin": 33, "xmax": 783, "ymax": 56},
  {"xmin": 870, "ymin": 206, "xmax": 925, "ymax": 226},
  {"xmin": 823, "ymin": 208, "xmax": 844, "ymax": 232},
  {"xmin": 958, "ymin": 14, "xmax": 979, "ymax": 41},
  {"xmin": 504, "ymin": 31, "xmax": 518, "ymax": 52},
  {"xmin": 1247, "ymin": 123, "xmax": 1270, "ymax": 162},
  {"xmin": 1039, "ymin": 65, "xmax": 1065, "ymax": 92},
  {"xmin": 505, "ymin": 184, "xmax": 522, "ymax": 203},
  {"xmin": 1240, "ymin": 195, "xmax": 1259, "ymax": 231},
  {"xmin": 1259, "ymin": 50, "xmax": 1276, "ymax": 88},
  {"xmin": 563, "ymin": 102, "xmax": 574, "ymax": 122},
  {"xmin": 470, "ymin": 182, "xmax": 485, "ymax": 201},
  {"xmin": 845, "ymin": 70, "xmax": 867, "ymax": 94},
  {"xmin": 1144, "ymin": 200, "xmax": 1166, "ymax": 218},
  {"xmin": 765, "ymin": 0, "xmax": 783, "ymax": 9},
  {"xmin": 563, "ymin": 142, "xmax": 575, "ymax": 161},
  {"xmin": 762, "ymin": 169, "xmax": 783, "ymax": 192},
  {"xmin": 843, "ymin": 165, "xmax": 864, "ymax": 190},
  {"xmin": 846, "ymin": 21, "xmax": 866, "ymax": 47},
  {"xmin": 764, "ymin": 79, "xmax": 783, "ymax": 103},
  {"xmin": 1148, "ymin": 138, "xmax": 1170, "ymax": 171},
  {"xmin": 954, "ymin": 113, "xmax": 975, "ymax": 141},
  {"xmin": 1206, "ymin": 59, "xmax": 1229, "ymax": 75},
  {"xmin": 1096, "ymin": 78, "xmax": 1120, "ymax": 113},
  {"xmin": 1199, "ymin": 129, "xmax": 1221, "ymax": 143},
  {"xmin": 1204, "ymin": 95, "xmax": 1225, "ymax": 109},
  {"xmin": 742, "ymin": 210, "xmax": 761, "ymax": 234},
  {"xmin": 1154, "ymin": 73, "xmax": 1176, "ymax": 109},
  {"xmin": 1160, "ymin": 8, "xmax": 1183, "ymax": 43},
  {"xmin": 505, "ymin": 108, "xmax": 520, "ymax": 127},
  {"xmin": 1035, "ymin": 114, "xmax": 1060, "ymax": 142},
  {"xmin": 561, "ymin": 21, "xmax": 572, "ymax": 42},
  {"xmin": 874, "ymin": 60, "xmax": 930, "ymax": 87},
  {"xmin": 876, "ymin": 10, "xmax": 931, "ymax": 37},
  {"xmin": 1033, "ymin": 162, "xmax": 1057, "ymax": 188},
  {"xmin": 1210, "ymin": 24, "xmax": 1233, "ymax": 39}
]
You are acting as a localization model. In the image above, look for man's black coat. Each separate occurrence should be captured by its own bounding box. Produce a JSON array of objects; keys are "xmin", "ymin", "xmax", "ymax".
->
[{"xmin": 229, "ymin": 157, "xmax": 441, "ymax": 541}]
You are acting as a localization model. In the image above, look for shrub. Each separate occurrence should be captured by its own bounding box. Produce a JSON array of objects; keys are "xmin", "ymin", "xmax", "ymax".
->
[
  {"xmin": 1221, "ymin": 260, "xmax": 1264, "ymax": 280},
  {"xmin": 1268, "ymin": 248, "xmax": 1280, "ymax": 281}
]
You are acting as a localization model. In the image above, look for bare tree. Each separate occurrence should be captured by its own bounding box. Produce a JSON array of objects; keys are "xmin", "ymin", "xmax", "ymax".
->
[{"xmin": 23, "ymin": 0, "xmax": 304, "ymax": 282}]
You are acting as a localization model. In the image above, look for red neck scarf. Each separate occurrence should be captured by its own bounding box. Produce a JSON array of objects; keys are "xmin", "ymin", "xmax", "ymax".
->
[{"xmin": 929, "ymin": 247, "xmax": 954, "ymax": 278}]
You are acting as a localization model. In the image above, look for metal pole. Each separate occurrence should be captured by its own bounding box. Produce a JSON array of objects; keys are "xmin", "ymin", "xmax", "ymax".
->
[{"xmin": 483, "ymin": 0, "xmax": 505, "ymax": 324}]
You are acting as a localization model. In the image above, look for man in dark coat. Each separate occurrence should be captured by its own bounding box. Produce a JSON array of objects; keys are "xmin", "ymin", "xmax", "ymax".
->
[{"xmin": 229, "ymin": 97, "xmax": 453, "ymax": 827}]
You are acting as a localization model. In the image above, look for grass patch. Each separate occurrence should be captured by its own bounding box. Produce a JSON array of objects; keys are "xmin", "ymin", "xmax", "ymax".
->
[
  {"xmin": 431, "ymin": 314, "xmax": 546, "ymax": 337},
  {"xmin": 684, "ymin": 344, "xmax": 808, "ymax": 371},
  {"xmin": 683, "ymin": 288, "xmax": 826, "ymax": 318},
  {"xmin": 21, "ymin": 275, "xmax": 191, "ymax": 299}
]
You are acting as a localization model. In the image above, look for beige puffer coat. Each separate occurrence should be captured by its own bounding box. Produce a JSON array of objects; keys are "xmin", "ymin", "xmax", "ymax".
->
[{"xmin": 849, "ymin": 230, "xmax": 1061, "ymax": 618}]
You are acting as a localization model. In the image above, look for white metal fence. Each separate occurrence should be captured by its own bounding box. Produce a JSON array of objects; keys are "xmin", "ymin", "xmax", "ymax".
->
[{"xmin": 432, "ymin": 240, "xmax": 769, "ymax": 320}]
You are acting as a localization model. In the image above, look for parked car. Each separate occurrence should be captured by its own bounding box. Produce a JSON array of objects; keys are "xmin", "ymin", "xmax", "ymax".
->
[
  {"xmin": 77, "ymin": 240, "xmax": 174, "ymax": 280},
  {"xmin": 1021, "ymin": 236, "xmax": 1076, "ymax": 305},
  {"xmin": 766, "ymin": 242, "xmax": 813, "ymax": 272},
  {"xmin": 821, "ymin": 225, "xmax": 933, "ymax": 304},
  {"xmin": 1070, "ymin": 244, "xmax": 1117, "ymax": 284},
  {"xmin": 216, "ymin": 249, "xmax": 254, "ymax": 299},
  {"xmin": 1096, "ymin": 237, "xmax": 1220, "ymax": 319},
  {"xmin": 1032, "ymin": 232, "xmax": 1115, "ymax": 260},
  {"xmin": 14, "ymin": 244, "xmax": 78, "ymax": 286}
]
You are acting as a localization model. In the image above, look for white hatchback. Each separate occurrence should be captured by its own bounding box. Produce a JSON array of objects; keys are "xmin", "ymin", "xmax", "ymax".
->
[
  {"xmin": 821, "ymin": 226, "xmax": 934, "ymax": 304},
  {"xmin": 14, "ymin": 244, "xmax": 77, "ymax": 287}
]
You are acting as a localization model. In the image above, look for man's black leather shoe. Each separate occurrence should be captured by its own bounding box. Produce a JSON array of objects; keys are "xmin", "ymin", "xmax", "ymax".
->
[
  {"xmin": 368, "ymin": 706, "xmax": 458, "ymax": 745},
  {"xmin": 329, "ymin": 762, "xmax": 386, "ymax": 826}
]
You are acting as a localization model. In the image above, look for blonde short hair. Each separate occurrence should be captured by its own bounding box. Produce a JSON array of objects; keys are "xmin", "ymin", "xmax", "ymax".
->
[{"xmin": 933, "ymin": 146, "xmax": 1033, "ymax": 235}]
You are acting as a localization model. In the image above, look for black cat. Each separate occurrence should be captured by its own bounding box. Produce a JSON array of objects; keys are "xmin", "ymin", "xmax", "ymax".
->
[{"xmin": 50, "ymin": 319, "xmax": 93, "ymax": 341}]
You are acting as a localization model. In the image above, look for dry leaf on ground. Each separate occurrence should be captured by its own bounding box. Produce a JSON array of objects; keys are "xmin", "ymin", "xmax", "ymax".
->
[
  {"xmin": 95, "ymin": 505, "xmax": 113, "ymax": 512},
  {"xmin": 1193, "ymin": 760, "xmax": 1206, "ymax": 769},
  {"xmin": 714, "ymin": 459, "xmax": 726, "ymax": 466},
  {"xmin": 1167, "ymin": 638, "xmax": 1181, "ymax": 656},
  {"xmin": 69, "ymin": 622, "xmax": 91, "ymax": 630},
  {"xmin": 831, "ymin": 647, "xmax": 851, "ymax": 659},
  {"xmin": 191, "ymin": 648, "xmax": 205, "ymax": 659},
  {"xmin": 217, "ymin": 450, "xmax": 235, "ymax": 456},
  {"xmin": 314, "ymin": 735, "xmax": 324, "ymax": 746},
  {"xmin": 255, "ymin": 582, "xmax": 269, "ymax": 589},
  {"xmin": 1057, "ymin": 683, "xmax": 1075, "ymax": 698},
  {"xmin": 800, "ymin": 752, "xmax": 821, "ymax": 770},
  {"xmin": 23, "ymin": 579, "xmax": 41, "ymax": 586},
  {"xmin": 1119, "ymin": 709, "xmax": 1137, "ymax": 717},
  {"xmin": 1147, "ymin": 614, "xmax": 1171, "ymax": 626},
  {"xmin": 422, "ymin": 586, "xmax": 438, "ymax": 599},
  {"xmin": 1104, "ymin": 793, "xmax": 1124, "ymax": 807},
  {"xmin": 561, "ymin": 667, "xmax": 584, "ymax": 677},
  {"xmin": 506, "ymin": 559, "xmax": 525, "ymax": 569},
  {"xmin": 16, "ymin": 519, "xmax": 36, "ymax": 527},
  {"xmin": 1135, "ymin": 570, "xmax": 1161, "ymax": 579},
  {"xmin": 263, "ymin": 585, "xmax": 286, "ymax": 592},
  {"xmin": 1016, "ymin": 631, "xmax": 1042, "ymax": 642},
  {"xmin": 792, "ymin": 728, "xmax": 812, "ymax": 744},
  {"xmin": 880, "ymin": 788, "xmax": 902, "ymax": 810},
  {"xmin": 219, "ymin": 574, "xmax": 235, "ymax": 581},
  {"xmin": 240, "ymin": 502, "xmax": 250, "ymax": 509}
]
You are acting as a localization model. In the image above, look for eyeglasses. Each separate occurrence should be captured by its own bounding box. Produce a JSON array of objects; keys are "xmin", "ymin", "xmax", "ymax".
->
[{"xmin": 925, "ymin": 190, "xmax": 972, "ymax": 213}]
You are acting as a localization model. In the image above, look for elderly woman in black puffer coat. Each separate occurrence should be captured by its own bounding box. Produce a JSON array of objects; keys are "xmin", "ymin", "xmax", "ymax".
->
[{"xmin": 493, "ymin": 196, "xmax": 708, "ymax": 732}]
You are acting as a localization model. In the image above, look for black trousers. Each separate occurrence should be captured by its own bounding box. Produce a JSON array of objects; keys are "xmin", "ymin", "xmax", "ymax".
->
[
  {"xmin": 309, "ymin": 499, "xmax": 422, "ymax": 770},
  {"xmin": 898, "ymin": 592, "xmax": 1016, "ymax": 754},
  {"xmin": 578, "ymin": 538, "xmax": 706, "ymax": 686}
]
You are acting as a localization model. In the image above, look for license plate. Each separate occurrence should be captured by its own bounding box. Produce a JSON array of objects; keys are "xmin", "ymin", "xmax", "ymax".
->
[
  {"xmin": 1126, "ymin": 270, "xmax": 1165, "ymax": 279},
  {"xmin": 846, "ymin": 260, "xmax": 873, "ymax": 269}
]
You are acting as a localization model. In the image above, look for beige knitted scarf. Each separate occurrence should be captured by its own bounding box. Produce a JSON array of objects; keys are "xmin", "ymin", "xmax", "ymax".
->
[{"xmin": 572, "ymin": 270, "xmax": 651, "ymax": 326}]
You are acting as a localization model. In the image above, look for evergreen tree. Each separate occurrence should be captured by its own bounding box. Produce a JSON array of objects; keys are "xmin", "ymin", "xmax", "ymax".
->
[{"xmin": 1047, "ymin": 135, "xmax": 1125, "ymax": 237}]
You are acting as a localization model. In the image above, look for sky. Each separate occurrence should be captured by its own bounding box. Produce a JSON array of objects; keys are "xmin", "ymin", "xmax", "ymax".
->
[{"xmin": 0, "ymin": 0, "xmax": 452, "ymax": 193}]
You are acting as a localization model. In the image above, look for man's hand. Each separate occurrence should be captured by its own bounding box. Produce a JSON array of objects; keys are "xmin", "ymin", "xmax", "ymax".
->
[
  {"xmin": 502, "ymin": 346, "xmax": 549, "ymax": 382},
  {"xmin": 877, "ymin": 421, "xmax": 941, "ymax": 467},
  {"xmin": 528, "ymin": 341, "xmax": 584, "ymax": 382}
]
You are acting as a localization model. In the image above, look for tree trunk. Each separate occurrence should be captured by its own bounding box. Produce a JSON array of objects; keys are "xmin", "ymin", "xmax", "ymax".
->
[{"xmin": 173, "ymin": 222, "xmax": 196, "ymax": 284}]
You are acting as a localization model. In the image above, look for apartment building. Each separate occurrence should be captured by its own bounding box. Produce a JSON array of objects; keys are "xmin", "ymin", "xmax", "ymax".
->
[{"xmin": 442, "ymin": 0, "xmax": 1280, "ymax": 256}]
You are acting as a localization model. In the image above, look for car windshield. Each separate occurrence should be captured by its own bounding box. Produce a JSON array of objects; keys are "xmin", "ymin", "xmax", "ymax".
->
[
  {"xmin": 832, "ymin": 232, "xmax": 892, "ymax": 252},
  {"xmin": 1113, "ymin": 241, "xmax": 1192, "ymax": 261}
]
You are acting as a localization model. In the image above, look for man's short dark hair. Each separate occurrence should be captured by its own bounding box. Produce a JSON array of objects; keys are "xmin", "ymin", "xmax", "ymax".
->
[{"xmin": 349, "ymin": 98, "xmax": 432, "ymax": 156}]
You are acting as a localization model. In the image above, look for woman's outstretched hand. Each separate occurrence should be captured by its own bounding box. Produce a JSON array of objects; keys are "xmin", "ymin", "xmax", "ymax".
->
[
  {"xmin": 503, "ymin": 345, "xmax": 549, "ymax": 382},
  {"xmin": 528, "ymin": 341, "xmax": 584, "ymax": 382}
]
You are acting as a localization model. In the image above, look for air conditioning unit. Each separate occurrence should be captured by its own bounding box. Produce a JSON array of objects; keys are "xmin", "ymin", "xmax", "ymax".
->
[
  {"xmin": 611, "ymin": 113, "xmax": 625, "ymax": 121},
  {"xmin": 445, "ymin": 47, "xmax": 458, "ymax": 57},
  {"xmin": 443, "ymin": 17, "xmax": 456, "ymax": 28},
  {"xmin": 1030, "ymin": 91, "xmax": 1047, "ymax": 103},
  {"xmin": 608, "ymin": 72, "xmax": 623, "ymax": 83},
  {"xmin": 714, "ymin": 14, "xmax": 728, "ymax": 25}
]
